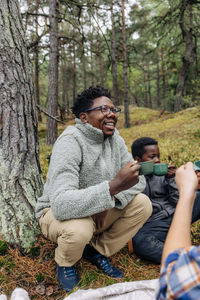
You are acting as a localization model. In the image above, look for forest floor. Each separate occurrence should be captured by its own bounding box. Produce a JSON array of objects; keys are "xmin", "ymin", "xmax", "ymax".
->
[{"xmin": 1, "ymin": 105, "xmax": 200, "ymax": 299}]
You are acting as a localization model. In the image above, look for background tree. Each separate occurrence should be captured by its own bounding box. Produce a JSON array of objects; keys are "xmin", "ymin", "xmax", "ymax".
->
[
  {"xmin": 121, "ymin": 0, "xmax": 130, "ymax": 127},
  {"xmin": 0, "ymin": 0, "xmax": 43, "ymax": 250},
  {"xmin": 19, "ymin": 0, "xmax": 200, "ymax": 137},
  {"xmin": 46, "ymin": 0, "xmax": 59, "ymax": 145}
]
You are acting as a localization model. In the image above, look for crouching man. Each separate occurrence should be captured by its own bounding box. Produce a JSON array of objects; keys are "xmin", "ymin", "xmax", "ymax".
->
[{"xmin": 35, "ymin": 86, "xmax": 152, "ymax": 292}]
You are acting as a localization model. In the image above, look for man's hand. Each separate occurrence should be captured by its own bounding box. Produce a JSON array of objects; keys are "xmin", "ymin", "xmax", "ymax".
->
[
  {"xmin": 175, "ymin": 162, "xmax": 198, "ymax": 198},
  {"xmin": 91, "ymin": 210, "xmax": 108, "ymax": 230},
  {"xmin": 109, "ymin": 162, "xmax": 140, "ymax": 196}
]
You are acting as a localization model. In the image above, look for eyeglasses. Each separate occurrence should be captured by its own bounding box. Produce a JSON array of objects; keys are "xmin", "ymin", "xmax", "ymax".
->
[{"xmin": 85, "ymin": 105, "xmax": 121, "ymax": 117}]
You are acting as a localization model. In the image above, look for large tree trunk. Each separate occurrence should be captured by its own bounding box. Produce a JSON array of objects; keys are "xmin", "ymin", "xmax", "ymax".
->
[
  {"xmin": 46, "ymin": 0, "xmax": 59, "ymax": 145},
  {"xmin": 111, "ymin": 1, "xmax": 119, "ymax": 106},
  {"xmin": 121, "ymin": 0, "xmax": 130, "ymax": 128},
  {"xmin": 0, "ymin": 0, "xmax": 43, "ymax": 250}
]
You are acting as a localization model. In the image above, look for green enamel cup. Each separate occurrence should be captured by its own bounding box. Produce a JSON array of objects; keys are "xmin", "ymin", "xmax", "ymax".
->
[
  {"xmin": 194, "ymin": 160, "xmax": 200, "ymax": 171},
  {"xmin": 153, "ymin": 163, "xmax": 168, "ymax": 176},
  {"xmin": 138, "ymin": 161, "xmax": 154, "ymax": 175}
]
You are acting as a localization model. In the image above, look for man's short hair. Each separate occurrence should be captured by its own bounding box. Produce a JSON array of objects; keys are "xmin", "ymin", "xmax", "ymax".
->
[
  {"xmin": 71, "ymin": 86, "xmax": 111, "ymax": 118},
  {"xmin": 131, "ymin": 137, "xmax": 158, "ymax": 159}
]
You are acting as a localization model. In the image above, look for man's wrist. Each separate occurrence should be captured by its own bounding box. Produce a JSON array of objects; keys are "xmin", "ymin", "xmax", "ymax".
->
[{"xmin": 109, "ymin": 180, "xmax": 121, "ymax": 196}]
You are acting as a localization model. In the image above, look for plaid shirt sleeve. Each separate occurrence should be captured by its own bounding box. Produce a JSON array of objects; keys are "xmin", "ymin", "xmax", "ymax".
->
[{"xmin": 156, "ymin": 246, "xmax": 200, "ymax": 299}]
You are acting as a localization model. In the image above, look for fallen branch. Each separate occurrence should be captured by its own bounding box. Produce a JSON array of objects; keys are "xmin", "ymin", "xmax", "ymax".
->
[{"xmin": 36, "ymin": 105, "xmax": 65, "ymax": 124}]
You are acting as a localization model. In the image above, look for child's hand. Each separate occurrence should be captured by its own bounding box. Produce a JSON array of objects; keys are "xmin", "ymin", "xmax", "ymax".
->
[{"xmin": 167, "ymin": 165, "xmax": 176, "ymax": 177}]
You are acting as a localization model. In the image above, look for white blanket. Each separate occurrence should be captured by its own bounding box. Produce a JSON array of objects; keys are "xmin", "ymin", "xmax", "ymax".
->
[
  {"xmin": 66, "ymin": 279, "xmax": 158, "ymax": 300},
  {"xmin": 0, "ymin": 279, "xmax": 158, "ymax": 300}
]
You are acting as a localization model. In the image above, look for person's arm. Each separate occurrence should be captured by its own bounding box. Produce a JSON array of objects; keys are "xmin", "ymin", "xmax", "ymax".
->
[
  {"xmin": 48, "ymin": 135, "xmax": 115, "ymax": 220},
  {"xmin": 161, "ymin": 162, "xmax": 198, "ymax": 265},
  {"xmin": 48, "ymin": 133, "xmax": 142, "ymax": 221},
  {"xmin": 109, "ymin": 134, "xmax": 146, "ymax": 208}
]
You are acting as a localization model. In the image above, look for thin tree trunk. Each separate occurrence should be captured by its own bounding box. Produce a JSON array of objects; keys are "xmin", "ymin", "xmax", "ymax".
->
[
  {"xmin": 98, "ymin": 34, "xmax": 104, "ymax": 87},
  {"xmin": 111, "ymin": 1, "xmax": 119, "ymax": 106},
  {"xmin": 121, "ymin": 0, "xmax": 130, "ymax": 128},
  {"xmin": 46, "ymin": 0, "xmax": 59, "ymax": 145},
  {"xmin": 0, "ymin": 0, "xmax": 43, "ymax": 250},
  {"xmin": 160, "ymin": 47, "xmax": 166, "ymax": 105},
  {"xmin": 147, "ymin": 64, "xmax": 152, "ymax": 108},
  {"xmin": 143, "ymin": 70, "xmax": 148, "ymax": 107},
  {"xmin": 82, "ymin": 45, "xmax": 87, "ymax": 90},
  {"xmin": 90, "ymin": 24, "xmax": 95, "ymax": 86},
  {"xmin": 72, "ymin": 41, "xmax": 76, "ymax": 104},
  {"xmin": 156, "ymin": 58, "xmax": 161, "ymax": 108},
  {"xmin": 60, "ymin": 45, "xmax": 68, "ymax": 121},
  {"xmin": 24, "ymin": 0, "xmax": 31, "ymax": 32},
  {"xmin": 174, "ymin": 2, "xmax": 196, "ymax": 111},
  {"xmin": 35, "ymin": 0, "xmax": 42, "ymax": 122}
]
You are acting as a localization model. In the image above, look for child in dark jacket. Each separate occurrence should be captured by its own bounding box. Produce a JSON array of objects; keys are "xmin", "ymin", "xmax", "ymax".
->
[{"xmin": 131, "ymin": 137, "xmax": 200, "ymax": 264}]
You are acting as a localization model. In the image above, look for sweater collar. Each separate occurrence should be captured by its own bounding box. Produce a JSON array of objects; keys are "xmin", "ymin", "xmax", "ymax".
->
[{"xmin": 75, "ymin": 118, "xmax": 115, "ymax": 143}]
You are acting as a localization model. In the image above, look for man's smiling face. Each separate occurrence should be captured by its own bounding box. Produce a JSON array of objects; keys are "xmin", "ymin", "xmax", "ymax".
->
[{"xmin": 81, "ymin": 96, "xmax": 118, "ymax": 137}]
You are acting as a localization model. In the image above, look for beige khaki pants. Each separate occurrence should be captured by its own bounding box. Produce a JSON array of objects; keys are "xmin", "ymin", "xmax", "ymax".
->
[{"xmin": 39, "ymin": 193, "xmax": 152, "ymax": 266}]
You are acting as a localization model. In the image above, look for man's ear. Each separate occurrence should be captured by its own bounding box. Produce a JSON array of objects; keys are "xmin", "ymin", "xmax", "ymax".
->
[
  {"xmin": 79, "ymin": 112, "xmax": 88, "ymax": 124},
  {"xmin": 135, "ymin": 155, "xmax": 142, "ymax": 162}
]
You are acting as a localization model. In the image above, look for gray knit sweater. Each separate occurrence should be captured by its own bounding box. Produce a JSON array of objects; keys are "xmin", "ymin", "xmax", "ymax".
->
[{"xmin": 35, "ymin": 119, "xmax": 146, "ymax": 220}]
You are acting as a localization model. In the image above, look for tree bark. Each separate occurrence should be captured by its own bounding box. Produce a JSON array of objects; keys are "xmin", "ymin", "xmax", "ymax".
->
[
  {"xmin": 0, "ymin": 0, "xmax": 43, "ymax": 250},
  {"xmin": 46, "ymin": 0, "xmax": 59, "ymax": 145},
  {"xmin": 121, "ymin": 0, "xmax": 130, "ymax": 128}
]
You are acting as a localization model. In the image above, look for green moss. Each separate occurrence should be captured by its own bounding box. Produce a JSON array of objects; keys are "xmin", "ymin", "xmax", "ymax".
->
[
  {"xmin": 35, "ymin": 273, "xmax": 44, "ymax": 282},
  {"xmin": 0, "ymin": 241, "xmax": 8, "ymax": 255},
  {"xmin": 29, "ymin": 246, "xmax": 40, "ymax": 258}
]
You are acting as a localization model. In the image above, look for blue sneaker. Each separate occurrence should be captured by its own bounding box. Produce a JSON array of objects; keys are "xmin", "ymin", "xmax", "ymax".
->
[
  {"xmin": 57, "ymin": 264, "xmax": 80, "ymax": 292},
  {"xmin": 83, "ymin": 245, "xmax": 123, "ymax": 278}
]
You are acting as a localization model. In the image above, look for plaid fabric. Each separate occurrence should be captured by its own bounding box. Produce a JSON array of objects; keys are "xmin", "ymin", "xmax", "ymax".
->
[{"xmin": 156, "ymin": 246, "xmax": 200, "ymax": 299}]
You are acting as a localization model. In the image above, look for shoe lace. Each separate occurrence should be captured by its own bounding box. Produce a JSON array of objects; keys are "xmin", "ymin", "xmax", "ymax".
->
[
  {"xmin": 64, "ymin": 267, "xmax": 77, "ymax": 278},
  {"xmin": 95, "ymin": 254, "xmax": 112, "ymax": 272}
]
